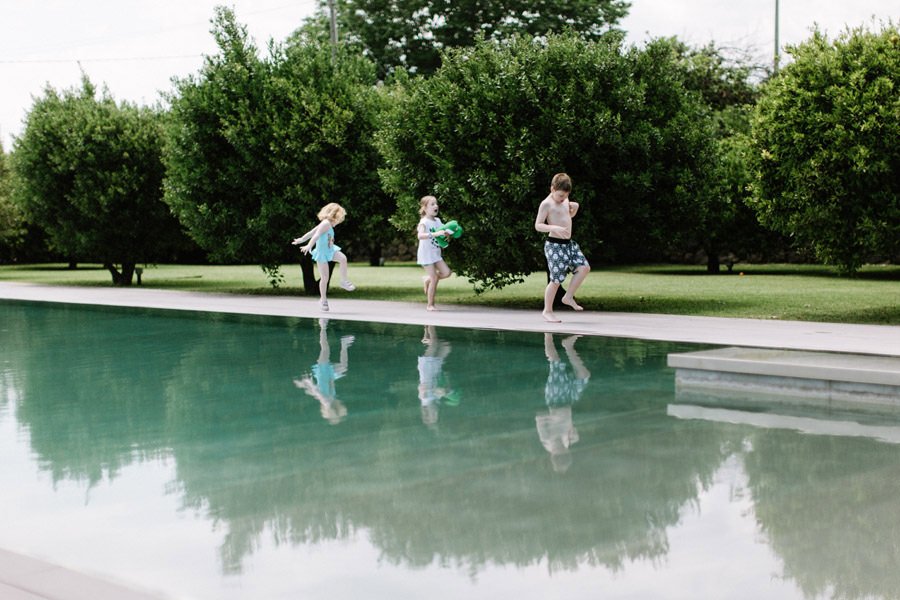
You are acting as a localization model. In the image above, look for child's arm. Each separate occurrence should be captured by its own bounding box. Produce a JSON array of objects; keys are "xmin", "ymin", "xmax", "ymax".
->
[
  {"xmin": 416, "ymin": 221, "xmax": 430, "ymax": 241},
  {"xmin": 300, "ymin": 221, "xmax": 329, "ymax": 254},
  {"xmin": 291, "ymin": 224, "xmax": 319, "ymax": 246},
  {"xmin": 416, "ymin": 221, "xmax": 451, "ymax": 241},
  {"xmin": 568, "ymin": 201, "xmax": 580, "ymax": 218},
  {"xmin": 534, "ymin": 199, "xmax": 567, "ymax": 236}
]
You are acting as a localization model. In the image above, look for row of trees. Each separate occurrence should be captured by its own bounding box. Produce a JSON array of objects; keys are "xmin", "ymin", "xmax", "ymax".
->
[{"xmin": 1, "ymin": 6, "xmax": 896, "ymax": 286}]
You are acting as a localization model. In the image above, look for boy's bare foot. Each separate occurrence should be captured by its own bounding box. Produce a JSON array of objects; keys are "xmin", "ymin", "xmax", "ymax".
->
[
  {"xmin": 561, "ymin": 295, "xmax": 584, "ymax": 311},
  {"xmin": 542, "ymin": 310, "xmax": 561, "ymax": 323}
]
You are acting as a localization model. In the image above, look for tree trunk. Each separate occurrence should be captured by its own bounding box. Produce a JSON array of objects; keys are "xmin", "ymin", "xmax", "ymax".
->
[
  {"xmin": 706, "ymin": 253, "xmax": 720, "ymax": 274},
  {"xmin": 120, "ymin": 262, "xmax": 135, "ymax": 285},
  {"xmin": 369, "ymin": 241, "xmax": 383, "ymax": 266},
  {"xmin": 299, "ymin": 255, "xmax": 318, "ymax": 295},
  {"xmin": 104, "ymin": 262, "xmax": 135, "ymax": 286}
]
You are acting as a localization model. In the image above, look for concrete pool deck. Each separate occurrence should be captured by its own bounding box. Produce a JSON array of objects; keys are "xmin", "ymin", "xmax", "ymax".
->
[
  {"xmin": 1, "ymin": 281, "xmax": 898, "ymax": 356},
  {"xmin": 1, "ymin": 280, "xmax": 898, "ymax": 599}
]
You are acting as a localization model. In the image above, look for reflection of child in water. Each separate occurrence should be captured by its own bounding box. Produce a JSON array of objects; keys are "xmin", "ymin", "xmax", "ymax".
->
[
  {"xmin": 418, "ymin": 325, "xmax": 455, "ymax": 428},
  {"xmin": 536, "ymin": 333, "xmax": 590, "ymax": 472},
  {"xmin": 293, "ymin": 318, "xmax": 354, "ymax": 424}
]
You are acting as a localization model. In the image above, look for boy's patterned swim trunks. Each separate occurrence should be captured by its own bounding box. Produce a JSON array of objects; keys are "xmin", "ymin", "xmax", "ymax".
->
[
  {"xmin": 544, "ymin": 238, "xmax": 589, "ymax": 284},
  {"xmin": 544, "ymin": 360, "xmax": 588, "ymax": 406}
]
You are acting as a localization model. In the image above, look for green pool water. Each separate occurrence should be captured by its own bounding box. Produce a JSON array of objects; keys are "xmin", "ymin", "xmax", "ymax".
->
[{"xmin": 1, "ymin": 301, "xmax": 899, "ymax": 600}]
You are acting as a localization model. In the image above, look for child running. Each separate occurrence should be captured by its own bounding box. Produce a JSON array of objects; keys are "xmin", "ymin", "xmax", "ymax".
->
[
  {"xmin": 292, "ymin": 202, "xmax": 355, "ymax": 312},
  {"xmin": 416, "ymin": 195, "xmax": 453, "ymax": 311},
  {"xmin": 534, "ymin": 173, "xmax": 591, "ymax": 323}
]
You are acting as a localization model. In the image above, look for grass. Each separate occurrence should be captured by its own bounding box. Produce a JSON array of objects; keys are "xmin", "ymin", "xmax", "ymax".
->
[{"xmin": 1, "ymin": 262, "xmax": 898, "ymax": 324}]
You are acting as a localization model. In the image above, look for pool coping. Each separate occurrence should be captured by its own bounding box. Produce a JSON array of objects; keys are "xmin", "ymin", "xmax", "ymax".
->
[
  {"xmin": 668, "ymin": 347, "xmax": 900, "ymax": 386},
  {"xmin": 2, "ymin": 281, "xmax": 898, "ymax": 357},
  {"xmin": 1, "ymin": 280, "xmax": 899, "ymax": 599},
  {"xmin": 0, "ymin": 548, "xmax": 167, "ymax": 600}
]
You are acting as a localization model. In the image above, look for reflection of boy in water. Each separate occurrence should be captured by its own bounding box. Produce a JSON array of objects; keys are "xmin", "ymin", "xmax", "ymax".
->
[
  {"xmin": 293, "ymin": 318, "xmax": 354, "ymax": 424},
  {"xmin": 418, "ymin": 325, "xmax": 453, "ymax": 429},
  {"xmin": 536, "ymin": 333, "xmax": 590, "ymax": 472}
]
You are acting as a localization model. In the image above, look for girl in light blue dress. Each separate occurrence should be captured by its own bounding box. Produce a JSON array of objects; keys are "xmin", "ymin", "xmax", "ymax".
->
[{"xmin": 292, "ymin": 202, "xmax": 356, "ymax": 311}]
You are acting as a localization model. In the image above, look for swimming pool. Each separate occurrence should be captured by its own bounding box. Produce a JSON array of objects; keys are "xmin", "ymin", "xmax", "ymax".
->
[{"xmin": 2, "ymin": 301, "xmax": 899, "ymax": 599}]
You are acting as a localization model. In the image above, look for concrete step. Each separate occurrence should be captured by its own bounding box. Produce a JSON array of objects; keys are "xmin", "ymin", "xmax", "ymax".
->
[{"xmin": 667, "ymin": 347, "xmax": 900, "ymax": 409}]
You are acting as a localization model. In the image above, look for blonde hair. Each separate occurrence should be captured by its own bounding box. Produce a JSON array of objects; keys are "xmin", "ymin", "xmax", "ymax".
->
[
  {"xmin": 419, "ymin": 195, "xmax": 437, "ymax": 217},
  {"xmin": 317, "ymin": 202, "xmax": 346, "ymax": 224}
]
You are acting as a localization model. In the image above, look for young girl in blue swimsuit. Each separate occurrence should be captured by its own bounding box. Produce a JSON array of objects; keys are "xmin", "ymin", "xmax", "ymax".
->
[{"xmin": 292, "ymin": 202, "xmax": 356, "ymax": 311}]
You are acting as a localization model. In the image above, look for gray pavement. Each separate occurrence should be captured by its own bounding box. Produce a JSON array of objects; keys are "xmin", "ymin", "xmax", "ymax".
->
[
  {"xmin": 1, "ymin": 281, "xmax": 898, "ymax": 356},
  {"xmin": 1, "ymin": 280, "xmax": 898, "ymax": 599},
  {"xmin": 0, "ymin": 549, "xmax": 167, "ymax": 600}
]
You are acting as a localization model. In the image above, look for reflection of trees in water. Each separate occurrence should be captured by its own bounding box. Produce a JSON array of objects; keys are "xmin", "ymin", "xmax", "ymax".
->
[
  {"xmin": 10, "ymin": 304, "xmax": 188, "ymax": 486},
  {"xmin": 356, "ymin": 402, "xmax": 729, "ymax": 575},
  {"xmin": 166, "ymin": 325, "xmax": 728, "ymax": 575},
  {"xmin": 8, "ymin": 304, "xmax": 729, "ymax": 578},
  {"xmin": 0, "ymin": 368, "xmax": 16, "ymax": 411},
  {"xmin": 743, "ymin": 430, "xmax": 900, "ymax": 600},
  {"xmin": 15, "ymin": 301, "xmax": 900, "ymax": 598},
  {"xmin": 0, "ymin": 303, "xmax": 30, "ymax": 412},
  {"xmin": 163, "ymin": 318, "xmax": 423, "ymax": 572}
]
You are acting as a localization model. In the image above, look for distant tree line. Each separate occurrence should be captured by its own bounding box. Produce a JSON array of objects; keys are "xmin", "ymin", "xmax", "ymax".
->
[{"xmin": 1, "ymin": 4, "xmax": 896, "ymax": 286}]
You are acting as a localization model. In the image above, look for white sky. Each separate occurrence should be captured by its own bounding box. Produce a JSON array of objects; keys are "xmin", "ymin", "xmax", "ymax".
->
[{"xmin": 1, "ymin": 0, "xmax": 896, "ymax": 149}]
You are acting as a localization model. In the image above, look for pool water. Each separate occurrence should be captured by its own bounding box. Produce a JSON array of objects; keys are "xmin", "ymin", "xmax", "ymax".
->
[{"xmin": 1, "ymin": 301, "xmax": 899, "ymax": 600}]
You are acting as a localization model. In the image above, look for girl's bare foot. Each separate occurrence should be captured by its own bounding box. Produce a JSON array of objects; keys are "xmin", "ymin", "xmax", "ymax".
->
[
  {"xmin": 427, "ymin": 305, "xmax": 438, "ymax": 312},
  {"xmin": 561, "ymin": 295, "xmax": 584, "ymax": 311},
  {"xmin": 542, "ymin": 310, "xmax": 561, "ymax": 323}
]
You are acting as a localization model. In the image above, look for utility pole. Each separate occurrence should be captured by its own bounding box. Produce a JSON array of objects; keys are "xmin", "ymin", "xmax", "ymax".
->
[
  {"xmin": 327, "ymin": 0, "xmax": 338, "ymax": 64},
  {"xmin": 774, "ymin": 0, "xmax": 780, "ymax": 72}
]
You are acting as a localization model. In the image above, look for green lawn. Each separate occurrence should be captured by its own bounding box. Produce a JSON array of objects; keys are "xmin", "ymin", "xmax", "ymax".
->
[{"xmin": 1, "ymin": 262, "xmax": 898, "ymax": 324}]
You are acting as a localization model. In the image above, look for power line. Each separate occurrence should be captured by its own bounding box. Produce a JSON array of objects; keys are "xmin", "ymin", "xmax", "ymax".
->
[
  {"xmin": 0, "ymin": 54, "xmax": 203, "ymax": 65},
  {"xmin": 1, "ymin": 2, "xmax": 310, "ymax": 62}
]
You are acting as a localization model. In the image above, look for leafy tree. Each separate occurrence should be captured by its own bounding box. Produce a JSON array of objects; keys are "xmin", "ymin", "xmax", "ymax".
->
[
  {"xmin": 673, "ymin": 40, "xmax": 763, "ymax": 111},
  {"xmin": 749, "ymin": 23, "xmax": 900, "ymax": 274},
  {"xmin": 668, "ymin": 40, "xmax": 790, "ymax": 271},
  {"xmin": 335, "ymin": 0, "xmax": 630, "ymax": 79},
  {"xmin": 377, "ymin": 33, "xmax": 716, "ymax": 290},
  {"xmin": 0, "ymin": 144, "xmax": 27, "ymax": 260},
  {"xmin": 164, "ymin": 7, "xmax": 389, "ymax": 290},
  {"xmin": 11, "ymin": 77, "xmax": 182, "ymax": 284},
  {"xmin": 0, "ymin": 147, "xmax": 60, "ymax": 263}
]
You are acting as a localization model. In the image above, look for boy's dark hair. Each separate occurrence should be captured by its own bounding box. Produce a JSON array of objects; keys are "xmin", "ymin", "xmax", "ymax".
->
[{"xmin": 551, "ymin": 173, "xmax": 572, "ymax": 192}]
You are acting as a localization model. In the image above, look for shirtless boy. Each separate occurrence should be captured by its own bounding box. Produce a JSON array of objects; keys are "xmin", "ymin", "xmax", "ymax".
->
[{"xmin": 534, "ymin": 172, "xmax": 591, "ymax": 323}]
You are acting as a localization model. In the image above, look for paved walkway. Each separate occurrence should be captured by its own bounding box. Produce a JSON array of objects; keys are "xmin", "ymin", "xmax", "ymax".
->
[
  {"xmin": 1, "ymin": 281, "xmax": 898, "ymax": 356},
  {"xmin": 0, "ymin": 549, "xmax": 166, "ymax": 600},
  {"xmin": 1, "ymin": 280, "xmax": 898, "ymax": 599}
]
